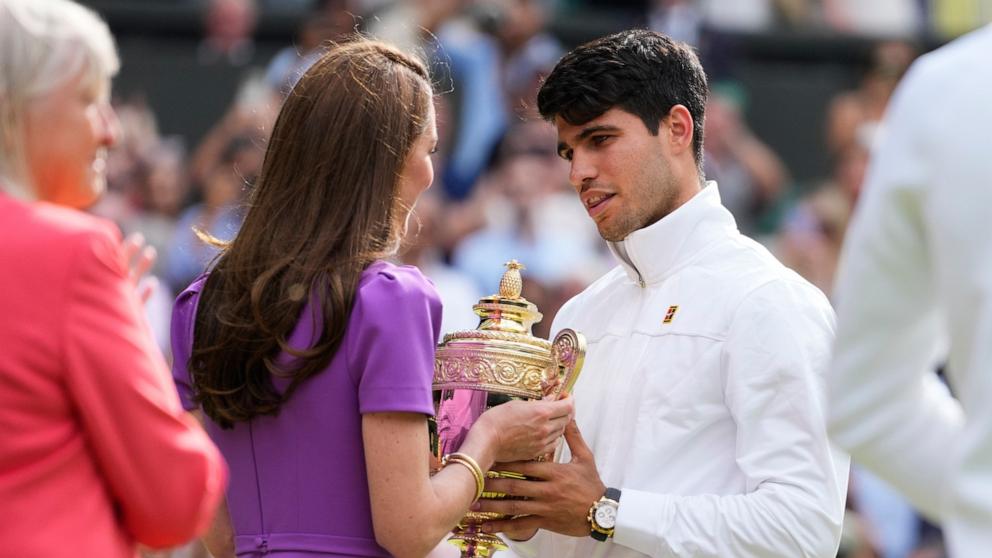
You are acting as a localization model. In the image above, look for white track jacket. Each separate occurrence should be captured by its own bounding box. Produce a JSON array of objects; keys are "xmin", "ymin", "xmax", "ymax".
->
[{"xmin": 512, "ymin": 183, "xmax": 849, "ymax": 557}]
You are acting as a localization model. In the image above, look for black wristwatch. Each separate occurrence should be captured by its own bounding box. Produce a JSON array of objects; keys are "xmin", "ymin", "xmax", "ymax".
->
[{"xmin": 588, "ymin": 487, "xmax": 621, "ymax": 541}]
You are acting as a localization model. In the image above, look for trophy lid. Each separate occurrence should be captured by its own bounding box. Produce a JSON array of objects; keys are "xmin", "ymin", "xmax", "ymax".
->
[
  {"xmin": 472, "ymin": 260, "xmax": 542, "ymax": 336},
  {"xmin": 435, "ymin": 259, "xmax": 551, "ymax": 398},
  {"xmin": 433, "ymin": 259, "xmax": 585, "ymax": 401}
]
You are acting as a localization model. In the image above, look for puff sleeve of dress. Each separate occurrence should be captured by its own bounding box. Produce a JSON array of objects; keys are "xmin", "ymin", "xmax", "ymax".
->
[{"xmin": 347, "ymin": 263, "xmax": 443, "ymax": 416}]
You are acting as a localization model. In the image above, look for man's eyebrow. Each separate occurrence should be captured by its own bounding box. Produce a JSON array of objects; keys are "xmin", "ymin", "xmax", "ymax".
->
[
  {"xmin": 577, "ymin": 124, "xmax": 621, "ymax": 140},
  {"xmin": 557, "ymin": 124, "xmax": 621, "ymax": 155}
]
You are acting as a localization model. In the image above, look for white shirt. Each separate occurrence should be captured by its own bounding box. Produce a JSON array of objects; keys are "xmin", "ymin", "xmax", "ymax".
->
[
  {"xmin": 828, "ymin": 24, "xmax": 992, "ymax": 558},
  {"xmin": 512, "ymin": 183, "xmax": 849, "ymax": 558}
]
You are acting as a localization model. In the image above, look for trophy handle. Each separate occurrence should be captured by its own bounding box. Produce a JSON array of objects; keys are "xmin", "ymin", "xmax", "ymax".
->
[{"xmin": 550, "ymin": 328, "xmax": 586, "ymax": 397}]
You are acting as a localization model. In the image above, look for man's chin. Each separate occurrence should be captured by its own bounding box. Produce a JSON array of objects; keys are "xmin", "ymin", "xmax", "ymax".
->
[{"xmin": 596, "ymin": 222, "xmax": 630, "ymax": 243}]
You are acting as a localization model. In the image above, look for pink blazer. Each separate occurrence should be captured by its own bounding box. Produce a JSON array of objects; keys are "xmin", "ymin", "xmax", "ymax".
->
[{"xmin": 0, "ymin": 194, "xmax": 227, "ymax": 557}]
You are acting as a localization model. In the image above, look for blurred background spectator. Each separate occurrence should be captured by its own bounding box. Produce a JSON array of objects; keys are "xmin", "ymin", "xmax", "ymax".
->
[
  {"xmin": 72, "ymin": 0, "xmax": 991, "ymax": 555},
  {"xmin": 703, "ymin": 81, "xmax": 788, "ymax": 237},
  {"xmin": 824, "ymin": 40, "xmax": 916, "ymax": 157},
  {"xmin": 198, "ymin": 0, "xmax": 259, "ymax": 66}
]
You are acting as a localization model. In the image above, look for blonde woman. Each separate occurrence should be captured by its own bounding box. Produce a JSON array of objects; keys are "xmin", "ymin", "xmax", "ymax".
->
[{"xmin": 0, "ymin": 1, "xmax": 227, "ymax": 556}]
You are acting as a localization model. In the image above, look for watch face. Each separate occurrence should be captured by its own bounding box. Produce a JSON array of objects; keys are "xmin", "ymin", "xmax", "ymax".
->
[{"xmin": 594, "ymin": 503, "xmax": 617, "ymax": 529}]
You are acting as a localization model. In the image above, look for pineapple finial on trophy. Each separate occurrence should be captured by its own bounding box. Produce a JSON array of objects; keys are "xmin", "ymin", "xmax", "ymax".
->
[{"xmin": 498, "ymin": 260, "xmax": 525, "ymax": 299}]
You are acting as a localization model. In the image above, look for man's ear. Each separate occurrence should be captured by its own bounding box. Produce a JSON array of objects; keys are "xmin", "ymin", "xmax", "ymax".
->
[{"xmin": 665, "ymin": 104, "xmax": 695, "ymax": 157}]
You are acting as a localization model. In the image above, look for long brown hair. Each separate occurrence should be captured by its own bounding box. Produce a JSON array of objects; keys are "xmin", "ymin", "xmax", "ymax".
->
[{"xmin": 190, "ymin": 39, "xmax": 433, "ymax": 428}]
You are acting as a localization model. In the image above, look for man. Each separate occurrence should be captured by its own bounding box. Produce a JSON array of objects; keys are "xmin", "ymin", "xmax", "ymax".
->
[
  {"xmin": 828, "ymin": 25, "xmax": 992, "ymax": 557},
  {"xmin": 476, "ymin": 29, "xmax": 849, "ymax": 557}
]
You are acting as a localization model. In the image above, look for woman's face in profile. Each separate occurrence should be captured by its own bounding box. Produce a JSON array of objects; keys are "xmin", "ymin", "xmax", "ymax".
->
[
  {"xmin": 396, "ymin": 100, "xmax": 438, "ymax": 218},
  {"xmin": 22, "ymin": 69, "xmax": 120, "ymax": 209}
]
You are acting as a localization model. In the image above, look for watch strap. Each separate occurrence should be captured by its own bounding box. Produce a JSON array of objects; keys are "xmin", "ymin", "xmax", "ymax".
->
[
  {"xmin": 591, "ymin": 529, "xmax": 609, "ymax": 542},
  {"xmin": 605, "ymin": 487, "xmax": 621, "ymax": 502}
]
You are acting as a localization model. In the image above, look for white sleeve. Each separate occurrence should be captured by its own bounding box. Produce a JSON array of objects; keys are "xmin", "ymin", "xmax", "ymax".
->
[
  {"xmin": 505, "ymin": 535, "xmax": 542, "ymax": 558},
  {"xmin": 827, "ymin": 56, "xmax": 964, "ymax": 522},
  {"xmin": 614, "ymin": 281, "xmax": 849, "ymax": 557}
]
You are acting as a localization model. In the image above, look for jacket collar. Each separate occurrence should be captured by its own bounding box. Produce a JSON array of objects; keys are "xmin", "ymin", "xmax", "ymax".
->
[{"xmin": 608, "ymin": 181, "xmax": 738, "ymax": 286}]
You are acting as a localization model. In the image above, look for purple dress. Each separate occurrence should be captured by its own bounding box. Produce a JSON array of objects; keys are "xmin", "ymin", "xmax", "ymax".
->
[{"xmin": 171, "ymin": 261, "xmax": 441, "ymax": 557}]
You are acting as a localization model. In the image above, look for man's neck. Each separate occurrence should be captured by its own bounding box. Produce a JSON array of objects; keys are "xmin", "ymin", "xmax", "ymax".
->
[{"xmin": 674, "ymin": 175, "xmax": 705, "ymax": 208}]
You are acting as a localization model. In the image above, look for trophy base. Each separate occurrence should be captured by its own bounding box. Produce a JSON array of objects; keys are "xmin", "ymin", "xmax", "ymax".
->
[
  {"xmin": 448, "ymin": 531, "xmax": 507, "ymax": 558},
  {"xmin": 449, "ymin": 511, "xmax": 508, "ymax": 557}
]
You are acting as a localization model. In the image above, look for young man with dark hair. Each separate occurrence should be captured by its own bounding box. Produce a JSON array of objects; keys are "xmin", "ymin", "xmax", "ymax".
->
[{"xmin": 476, "ymin": 29, "xmax": 849, "ymax": 557}]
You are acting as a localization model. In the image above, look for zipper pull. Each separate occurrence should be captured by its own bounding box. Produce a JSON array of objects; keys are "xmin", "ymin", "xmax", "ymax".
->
[{"xmin": 638, "ymin": 278, "xmax": 646, "ymax": 288}]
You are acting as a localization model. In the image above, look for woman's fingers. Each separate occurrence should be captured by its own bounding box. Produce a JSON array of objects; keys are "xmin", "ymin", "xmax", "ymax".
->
[
  {"xmin": 123, "ymin": 232, "xmax": 156, "ymax": 284},
  {"xmin": 122, "ymin": 232, "xmax": 142, "ymax": 262},
  {"xmin": 122, "ymin": 233, "xmax": 157, "ymax": 304}
]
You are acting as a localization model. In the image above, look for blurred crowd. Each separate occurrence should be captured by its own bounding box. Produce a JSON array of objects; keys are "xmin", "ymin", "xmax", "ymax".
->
[{"xmin": 87, "ymin": 0, "xmax": 990, "ymax": 557}]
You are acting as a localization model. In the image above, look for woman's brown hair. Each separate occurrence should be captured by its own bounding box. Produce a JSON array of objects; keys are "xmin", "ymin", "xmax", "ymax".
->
[{"xmin": 190, "ymin": 39, "xmax": 433, "ymax": 428}]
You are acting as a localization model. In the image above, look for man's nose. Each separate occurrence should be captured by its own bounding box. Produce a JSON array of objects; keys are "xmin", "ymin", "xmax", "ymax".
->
[{"xmin": 568, "ymin": 151, "xmax": 597, "ymax": 190}]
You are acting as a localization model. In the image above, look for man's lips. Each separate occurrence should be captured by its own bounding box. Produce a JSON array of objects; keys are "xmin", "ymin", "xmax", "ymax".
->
[{"xmin": 584, "ymin": 192, "xmax": 615, "ymax": 218}]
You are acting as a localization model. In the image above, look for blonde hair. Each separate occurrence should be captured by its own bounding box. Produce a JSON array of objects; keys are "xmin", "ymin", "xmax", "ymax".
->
[{"xmin": 0, "ymin": 0, "xmax": 119, "ymax": 197}]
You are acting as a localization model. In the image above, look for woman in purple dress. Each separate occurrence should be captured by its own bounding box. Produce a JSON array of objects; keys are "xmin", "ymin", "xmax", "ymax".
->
[{"xmin": 170, "ymin": 39, "xmax": 574, "ymax": 558}]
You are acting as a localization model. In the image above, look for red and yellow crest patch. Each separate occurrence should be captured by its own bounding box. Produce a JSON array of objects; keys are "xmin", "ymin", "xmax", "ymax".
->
[{"xmin": 663, "ymin": 305, "xmax": 678, "ymax": 324}]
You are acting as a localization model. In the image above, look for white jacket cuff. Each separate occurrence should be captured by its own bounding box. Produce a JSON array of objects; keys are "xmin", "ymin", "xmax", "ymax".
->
[{"xmin": 614, "ymin": 487, "xmax": 673, "ymax": 556}]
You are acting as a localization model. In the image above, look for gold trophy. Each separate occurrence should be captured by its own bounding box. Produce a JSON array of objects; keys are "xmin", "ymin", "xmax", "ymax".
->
[{"xmin": 430, "ymin": 260, "xmax": 586, "ymax": 557}]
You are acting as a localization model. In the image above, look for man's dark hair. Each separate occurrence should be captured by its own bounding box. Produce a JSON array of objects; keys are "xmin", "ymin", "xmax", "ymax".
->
[{"xmin": 537, "ymin": 29, "xmax": 708, "ymax": 173}]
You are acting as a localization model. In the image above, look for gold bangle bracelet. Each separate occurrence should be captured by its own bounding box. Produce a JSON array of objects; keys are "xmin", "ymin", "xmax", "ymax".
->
[
  {"xmin": 446, "ymin": 452, "xmax": 485, "ymax": 501},
  {"xmin": 447, "ymin": 459, "xmax": 484, "ymax": 501},
  {"xmin": 448, "ymin": 452, "xmax": 483, "ymax": 479},
  {"xmin": 448, "ymin": 453, "xmax": 485, "ymax": 500}
]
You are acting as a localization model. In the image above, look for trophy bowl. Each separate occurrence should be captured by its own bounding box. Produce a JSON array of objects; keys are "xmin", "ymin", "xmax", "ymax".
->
[{"xmin": 429, "ymin": 260, "xmax": 586, "ymax": 557}]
